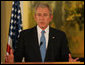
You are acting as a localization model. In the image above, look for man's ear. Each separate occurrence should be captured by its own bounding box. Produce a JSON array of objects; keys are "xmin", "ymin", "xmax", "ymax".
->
[
  {"xmin": 50, "ymin": 15, "xmax": 53, "ymax": 21},
  {"xmin": 34, "ymin": 14, "xmax": 36, "ymax": 21}
]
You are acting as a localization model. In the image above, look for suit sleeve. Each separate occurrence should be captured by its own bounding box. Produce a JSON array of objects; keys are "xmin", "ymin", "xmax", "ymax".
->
[
  {"xmin": 14, "ymin": 31, "xmax": 25, "ymax": 62},
  {"xmin": 60, "ymin": 32, "xmax": 71, "ymax": 61}
]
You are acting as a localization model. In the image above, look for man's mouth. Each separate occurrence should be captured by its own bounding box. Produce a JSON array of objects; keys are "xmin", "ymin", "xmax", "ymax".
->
[{"xmin": 40, "ymin": 22, "xmax": 45, "ymax": 24}]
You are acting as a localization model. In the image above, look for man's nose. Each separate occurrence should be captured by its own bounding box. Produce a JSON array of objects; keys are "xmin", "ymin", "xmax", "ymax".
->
[{"xmin": 40, "ymin": 15, "xmax": 44, "ymax": 20}]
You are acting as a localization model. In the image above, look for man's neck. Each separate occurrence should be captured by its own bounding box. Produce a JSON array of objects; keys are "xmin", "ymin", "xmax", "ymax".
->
[{"xmin": 38, "ymin": 25, "xmax": 49, "ymax": 30}]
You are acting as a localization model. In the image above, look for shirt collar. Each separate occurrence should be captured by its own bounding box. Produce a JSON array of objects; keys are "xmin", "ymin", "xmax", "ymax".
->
[{"xmin": 37, "ymin": 25, "xmax": 49, "ymax": 33}]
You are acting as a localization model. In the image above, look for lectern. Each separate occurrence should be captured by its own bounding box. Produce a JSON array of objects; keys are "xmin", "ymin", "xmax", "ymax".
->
[{"xmin": 2, "ymin": 62, "xmax": 84, "ymax": 64}]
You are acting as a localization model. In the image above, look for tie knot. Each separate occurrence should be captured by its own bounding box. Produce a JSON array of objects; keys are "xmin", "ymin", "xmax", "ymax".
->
[{"xmin": 41, "ymin": 30, "xmax": 45, "ymax": 34}]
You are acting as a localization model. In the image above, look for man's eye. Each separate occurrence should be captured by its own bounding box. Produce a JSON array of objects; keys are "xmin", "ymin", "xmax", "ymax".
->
[
  {"xmin": 44, "ymin": 14, "xmax": 49, "ymax": 16},
  {"xmin": 37, "ymin": 14, "xmax": 41, "ymax": 16}
]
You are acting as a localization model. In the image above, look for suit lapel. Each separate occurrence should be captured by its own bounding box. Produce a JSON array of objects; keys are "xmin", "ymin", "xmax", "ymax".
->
[
  {"xmin": 45, "ymin": 27, "xmax": 55, "ymax": 61},
  {"xmin": 33, "ymin": 26, "xmax": 42, "ymax": 61}
]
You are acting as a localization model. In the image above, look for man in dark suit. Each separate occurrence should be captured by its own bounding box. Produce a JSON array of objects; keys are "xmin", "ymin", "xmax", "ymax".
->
[
  {"xmin": 7, "ymin": 3, "xmax": 79, "ymax": 62},
  {"xmin": 14, "ymin": 26, "xmax": 70, "ymax": 62}
]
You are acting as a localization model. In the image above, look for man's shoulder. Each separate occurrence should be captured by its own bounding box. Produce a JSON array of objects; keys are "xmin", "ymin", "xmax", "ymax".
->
[
  {"xmin": 50, "ymin": 27, "xmax": 65, "ymax": 33},
  {"xmin": 50, "ymin": 27, "xmax": 66, "ymax": 36},
  {"xmin": 20, "ymin": 26, "xmax": 36, "ymax": 34}
]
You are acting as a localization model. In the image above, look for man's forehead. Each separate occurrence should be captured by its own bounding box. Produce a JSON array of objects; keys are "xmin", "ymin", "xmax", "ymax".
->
[{"xmin": 36, "ymin": 7, "xmax": 50, "ymax": 13}]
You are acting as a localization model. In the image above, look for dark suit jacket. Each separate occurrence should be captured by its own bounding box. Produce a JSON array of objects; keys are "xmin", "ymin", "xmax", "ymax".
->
[{"xmin": 14, "ymin": 26, "xmax": 70, "ymax": 62}]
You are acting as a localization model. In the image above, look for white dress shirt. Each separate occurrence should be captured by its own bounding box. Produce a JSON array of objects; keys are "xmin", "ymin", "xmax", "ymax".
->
[{"xmin": 37, "ymin": 25, "xmax": 49, "ymax": 49}]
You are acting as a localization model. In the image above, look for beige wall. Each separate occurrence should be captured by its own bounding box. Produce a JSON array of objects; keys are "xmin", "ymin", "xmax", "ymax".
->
[
  {"xmin": 1, "ymin": 1, "xmax": 12, "ymax": 62},
  {"xmin": 1, "ymin": 1, "xmax": 31, "ymax": 62}
]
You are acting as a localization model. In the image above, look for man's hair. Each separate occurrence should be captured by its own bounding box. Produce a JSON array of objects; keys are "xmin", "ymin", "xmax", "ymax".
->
[{"xmin": 35, "ymin": 3, "xmax": 52, "ymax": 15}]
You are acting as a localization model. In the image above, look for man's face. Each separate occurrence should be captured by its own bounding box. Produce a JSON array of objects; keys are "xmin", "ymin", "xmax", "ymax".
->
[{"xmin": 34, "ymin": 7, "xmax": 53, "ymax": 29}]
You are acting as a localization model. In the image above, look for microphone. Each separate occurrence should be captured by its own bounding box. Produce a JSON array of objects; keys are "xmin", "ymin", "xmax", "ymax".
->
[{"xmin": 40, "ymin": 42, "xmax": 43, "ymax": 46}]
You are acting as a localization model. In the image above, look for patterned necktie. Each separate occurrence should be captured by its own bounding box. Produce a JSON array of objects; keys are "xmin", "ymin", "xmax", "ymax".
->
[{"xmin": 40, "ymin": 30, "xmax": 46, "ymax": 62}]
